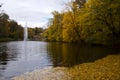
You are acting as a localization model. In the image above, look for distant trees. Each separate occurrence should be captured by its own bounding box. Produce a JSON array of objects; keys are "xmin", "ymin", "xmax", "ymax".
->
[
  {"xmin": 0, "ymin": 11, "xmax": 23, "ymax": 41},
  {"xmin": 28, "ymin": 27, "xmax": 44, "ymax": 40},
  {"xmin": 43, "ymin": 0, "xmax": 120, "ymax": 45},
  {"xmin": 8, "ymin": 20, "xmax": 23, "ymax": 40}
]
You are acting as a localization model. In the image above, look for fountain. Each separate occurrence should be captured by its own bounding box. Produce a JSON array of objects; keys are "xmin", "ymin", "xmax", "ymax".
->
[{"xmin": 24, "ymin": 23, "xmax": 28, "ymax": 41}]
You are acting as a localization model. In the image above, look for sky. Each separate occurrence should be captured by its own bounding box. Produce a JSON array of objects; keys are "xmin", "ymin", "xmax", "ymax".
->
[{"xmin": 0, "ymin": 0, "xmax": 71, "ymax": 28}]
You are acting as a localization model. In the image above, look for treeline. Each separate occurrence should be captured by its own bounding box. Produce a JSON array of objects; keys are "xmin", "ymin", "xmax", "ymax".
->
[
  {"xmin": 43, "ymin": 0, "xmax": 120, "ymax": 45},
  {"xmin": 28, "ymin": 27, "xmax": 44, "ymax": 40},
  {"xmin": 0, "ymin": 12, "xmax": 23, "ymax": 41}
]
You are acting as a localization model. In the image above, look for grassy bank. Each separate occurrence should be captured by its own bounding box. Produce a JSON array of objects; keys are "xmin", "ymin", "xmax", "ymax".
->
[
  {"xmin": 68, "ymin": 54, "xmax": 120, "ymax": 80},
  {"xmin": 0, "ymin": 38, "xmax": 14, "ymax": 42},
  {"xmin": 0, "ymin": 38, "xmax": 24, "ymax": 42},
  {"xmin": 12, "ymin": 54, "xmax": 120, "ymax": 80}
]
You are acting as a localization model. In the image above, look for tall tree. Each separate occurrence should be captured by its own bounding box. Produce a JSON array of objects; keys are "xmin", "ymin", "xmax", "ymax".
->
[
  {"xmin": 43, "ymin": 11, "xmax": 63, "ymax": 41},
  {"xmin": 62, "ymin": 2, "xmax": 82, "ymax": 42},
  {"xmin": 86, "ymin": 0, "xmax": 120, "ymax": 41}
]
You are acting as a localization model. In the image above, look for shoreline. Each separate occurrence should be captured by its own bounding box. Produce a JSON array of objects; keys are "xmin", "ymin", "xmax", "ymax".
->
[{"xmin": 12, "ymin": 54, "xmax": 120, "ymax": 80}]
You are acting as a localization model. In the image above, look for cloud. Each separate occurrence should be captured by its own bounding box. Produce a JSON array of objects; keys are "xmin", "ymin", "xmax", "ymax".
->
[{"xmin": 0, "ymin": 0, "xmax": 69, "ymax": 27}]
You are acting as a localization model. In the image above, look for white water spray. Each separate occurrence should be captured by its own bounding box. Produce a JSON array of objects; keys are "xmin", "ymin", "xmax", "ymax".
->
[{"xmin": 24, "ymin": 23, "xmax": 28, "ymax": 41}]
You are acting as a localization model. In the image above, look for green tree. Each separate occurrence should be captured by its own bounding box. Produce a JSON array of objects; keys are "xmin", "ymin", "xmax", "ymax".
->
[
  {"xmin": 0, "ymin": 13, "xmax": 9, "ymax": 38},
  {"xmin": 84, "ymin": 0, "xmax": 120, "ymax": 44},
  {"xmin": 0, "ymin": 12, "xmax": 23, "ymax": 41}
]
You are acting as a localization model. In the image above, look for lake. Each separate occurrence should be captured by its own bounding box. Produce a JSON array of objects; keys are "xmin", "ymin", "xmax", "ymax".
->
[{"xmin": 0, "ymin": 41, "xmax": 118, "ymax": 80}]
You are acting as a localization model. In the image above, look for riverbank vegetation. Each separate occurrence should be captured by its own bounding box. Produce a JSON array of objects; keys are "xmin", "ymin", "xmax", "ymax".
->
[
  {"xmin": 68, "ymin": 54, "xmax": 120, "ymax": 80},
  {"xmin": 0, "ymin": 11, "xmax": 24, "ymax": 41},
  {"xmin": 43, "ymin": 0, "xmax": 120, "ymax": 46},
  {"xmin": 28, "ymin": 27, "xmax": 44, "ymax": 41}
]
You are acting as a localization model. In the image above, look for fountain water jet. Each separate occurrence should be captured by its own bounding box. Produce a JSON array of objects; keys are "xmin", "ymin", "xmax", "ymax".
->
[{"xmin": 24, "ymin": 23, "xmax": 28, "ymax": 41}]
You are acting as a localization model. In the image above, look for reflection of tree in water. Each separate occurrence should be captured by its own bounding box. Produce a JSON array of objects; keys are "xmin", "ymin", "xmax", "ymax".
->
[
  {"xmin": 47, "ymin": 42, "xmax": 119, "ymax": 67},
  {"xmin": 47, "ymin": 42, "xmax": 63, "ymax": 67},
  {"xmin": 0, "ymin": 42, "xmax": 19, "ymax": 80},
  {"xmin": 0, "ymin": 51, "xmax": 7, "ymax": 79},
  {"xmin": 0, "ymin": 44, "xmax": 9, "ymax": 67},
  {"xmin": 0, "ymin": 43, "xmax": 18, "ymax": 70},
  {"xmin": 0, "ymin": 46, "xmax": 8, "ymax": 79},
  {"xmin": 0, "ymin": 52, "xmax": 8, "ymax": 65}
]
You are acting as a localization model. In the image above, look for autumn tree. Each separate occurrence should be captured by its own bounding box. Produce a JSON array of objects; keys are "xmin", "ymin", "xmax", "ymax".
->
[
  {"xmin": 62, "ymin": 2, "xmax": 83, "ymax": 42},
  {"xmin": 43, "ymin": 0, "xmax": 120, "ymax": 45},
  {"xmin": 43, "ymin": 11, "xmax": 63, "ymax": 41}
]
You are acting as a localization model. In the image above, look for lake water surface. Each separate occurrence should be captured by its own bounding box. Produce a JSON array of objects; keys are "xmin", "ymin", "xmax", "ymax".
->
[{"xmin": 0, "ymin": 41, "xmax": 118, "ymax": 80}]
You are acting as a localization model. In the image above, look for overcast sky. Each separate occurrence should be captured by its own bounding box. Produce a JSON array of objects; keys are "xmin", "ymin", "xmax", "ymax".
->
[{"xmin": 0, "ymin": 0, "xmax": 70, "ymax": 28}]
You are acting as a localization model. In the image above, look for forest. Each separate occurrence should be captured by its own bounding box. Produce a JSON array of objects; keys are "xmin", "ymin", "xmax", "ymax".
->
[
  {"xmin": 43, "ymin": 0, "xmax": 120, "ymax": 45},
  {"xmin": 0, "ymin": 12, "xmax": 24, "ymax": 41}
]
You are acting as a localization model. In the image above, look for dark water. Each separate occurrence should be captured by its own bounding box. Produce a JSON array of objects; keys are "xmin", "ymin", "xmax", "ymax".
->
[{"xmin": 0, "ymin": 41, "xmax": 119, "ymax": 80}]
